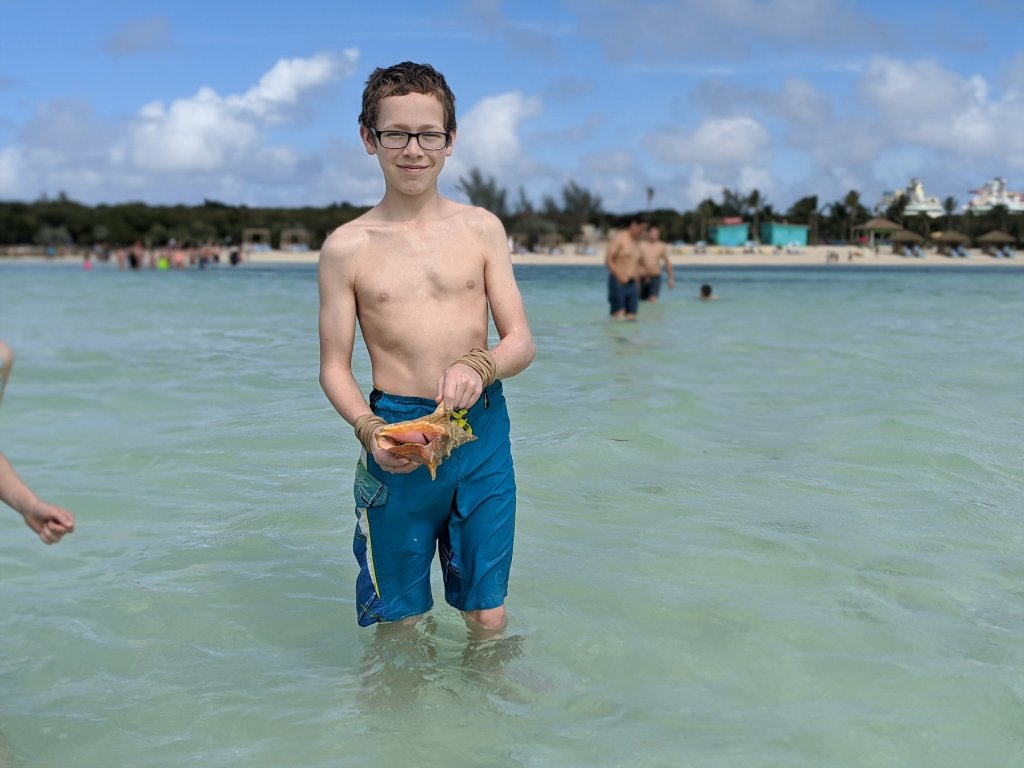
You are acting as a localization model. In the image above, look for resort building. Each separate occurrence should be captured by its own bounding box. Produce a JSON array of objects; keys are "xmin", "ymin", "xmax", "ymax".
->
[
  {"xmin": 759, "ymin": 222, "xmax": 809, "ymax": 247},
  {"xmin": 875, "ymin": 178, "xmax": 944, "ymax": 218},
  {"xmin": 962, "ymin": 178, "xmax": 1024, "ymax": 214},
  {"xmin": 708, "ymin": 218, "xmax": 749, "ymax": 247}
]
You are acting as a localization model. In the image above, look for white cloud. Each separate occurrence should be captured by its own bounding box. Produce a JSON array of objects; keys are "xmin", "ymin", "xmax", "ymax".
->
[
  {"xmin": 127, "ymin": 50, "xmax": 358, "ymax": 174},
  {"xmin": 0, "ymin": 146, "xmax": 24, "ymax": 196},
  {"xmin": 0, "ymin": 49, "xmax": 363, "ymax": 205},
  {"xmin": 683, "ymin": 165, "xmax": 724, "ymax": 204},
  {"xmin": 448, "ymin": 91, "xmax": 543, "ymax": 177},
  {"xmin": 859, "ymin": 55, "xmax": 1024, "ymax": 167},
  {"xmin": 129, "ymin": 88, "xmax": 262, "ymax": 172},
  {"xmin": 650, "ymin": 116, "xmax": 772, "ymax": 166},
  {"xmin": 229, "ymin": 51, "xmax": 357, "ymax": 123},
  {"xmin": 860, "ymin": 57, "xmax": 976, "ymax": 121}
]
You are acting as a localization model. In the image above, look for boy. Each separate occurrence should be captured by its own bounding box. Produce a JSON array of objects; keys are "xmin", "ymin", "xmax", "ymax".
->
[{"xmin": 318, "ymin": 62, "xmax": 535, "ymax": 630}]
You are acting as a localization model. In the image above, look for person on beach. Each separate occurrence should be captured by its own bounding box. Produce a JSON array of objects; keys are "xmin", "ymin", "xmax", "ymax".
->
[
  {"xmin": 605, "ymin": 213, "xmax": 647, "ymax": 319},
  {"xmin": 318, "ymin": 62, "xmax": 535, "ymax": 631},
  {"xmin": 638, "ymin": 225, "xmax": 674, "ymax": 303},
  {"xmin": 699, "ymin": 284, "xmax": 718, "ymax": 301},
  {"xmin": 0, "ymin": 341, "xmax": 76, "ymax": 545}
]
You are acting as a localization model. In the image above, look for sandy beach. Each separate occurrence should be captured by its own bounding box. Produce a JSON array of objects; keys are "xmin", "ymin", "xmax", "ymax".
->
[
  {"xmin": 239, "ymin": 243, "xmax": 1022, "ymax": 268},
  {"xmin": 4, "ymin": 242, "xmax": 1021, "ymax": 268}
]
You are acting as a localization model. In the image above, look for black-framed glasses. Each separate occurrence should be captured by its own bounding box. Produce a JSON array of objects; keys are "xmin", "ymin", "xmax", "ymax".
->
[{"xmin": 370, "ymin": 128, "xmax": 450, "ymax": 151}]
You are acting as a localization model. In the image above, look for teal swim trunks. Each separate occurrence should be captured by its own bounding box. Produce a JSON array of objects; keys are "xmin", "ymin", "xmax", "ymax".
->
[{"xmin": 351, "ymin": 381, "xmax": 516, "ymax": 627}]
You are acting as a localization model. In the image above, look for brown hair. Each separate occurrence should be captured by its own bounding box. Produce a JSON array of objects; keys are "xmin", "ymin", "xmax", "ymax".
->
[{"xmin": 358, "ymin": 61, "xmax": 456, "ymax": 134}]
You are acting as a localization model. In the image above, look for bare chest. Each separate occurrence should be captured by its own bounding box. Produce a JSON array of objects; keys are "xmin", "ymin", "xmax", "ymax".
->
[{"xmin": 355, "ymin": 231, "xmax": 485, "ymax": 309}]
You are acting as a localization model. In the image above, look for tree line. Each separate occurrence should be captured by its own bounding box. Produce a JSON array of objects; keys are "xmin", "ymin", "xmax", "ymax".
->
[{"xmin": 2, "ymin": 175, "xmax": 1022, "ymax": 253}]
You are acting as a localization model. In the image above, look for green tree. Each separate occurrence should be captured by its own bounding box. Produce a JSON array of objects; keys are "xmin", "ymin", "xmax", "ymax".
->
[
  {"xmin": 942, "ymin": 196, "xmax": 958, "ymax": 231},
  {"xmin": 456, "ymin": 168, "xmax": 508, "ymax": 219},
  {"xmin": 719, "ymin": 188, "xmax": 745, "ymax": 217},
  {"xmin": 560, "ymin": 180, "xmax": 603, "ymax": 229},
  {"xmin": 991, "ymin": 203, "xmax": 1010, "ymax": 233},
  {"xmin": 512, "ymin": 187, "xmax": 533, "ymax": 216},
  {"xmin": 746, "ymin": 189, "xmax": 765, "ymax": 242},
  {"xmin": 697, "ymin": 198, "xmax": 717, "ymax": 242},
  {"xmin": 884, "ymin": 195, "xmax": 908, "ymax": 227},
  {"xmin": 786, "ymin": 195, "xmax": 818, "ymax": 224}
]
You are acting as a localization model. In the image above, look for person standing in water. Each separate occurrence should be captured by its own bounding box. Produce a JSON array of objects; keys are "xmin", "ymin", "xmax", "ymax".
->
[
  {"xmin": 605, "ymin": 213, "xmax": 647, "ymax": 319},
  {"xmin": 318, "ymin": 62, "xmax": 535, "ymax": 630},
  {"xmin": 638, "ymin": 225, "xmax": 675, "ymax": 303}
]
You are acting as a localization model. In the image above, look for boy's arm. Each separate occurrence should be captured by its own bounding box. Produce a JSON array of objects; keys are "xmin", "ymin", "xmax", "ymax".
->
[
  {"xmin": 0, "ymin": 452, "xmax": 75, "ymax": 544},
  {"xmin": 436, "ymin": 213, "xmax": 535, "ymax": 411},
  {"xmin": 317, "ymin": 240, "xmax": 367, "ymax": 427},
  {"xmin": 0, "ymin": 340, "xmax": 13, "ymax": 405},
  {"xmin": 661, "ymin": 246, "xmax": 675, "ymax": 287},
  {"xmin": 481, "ymin": 216, "xmax": 535, "ymax": 380},
  {"xmin": 318, "ymin": 237, "xmax": 415, "ymax": 473}
]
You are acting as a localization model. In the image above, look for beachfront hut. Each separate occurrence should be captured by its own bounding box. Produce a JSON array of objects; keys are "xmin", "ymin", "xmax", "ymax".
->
[
  {"xmin": 242, "ymin": 228, "xmax": 272, "ymax": 252},
  {"xmin": 853, "ymin": 217, "xmax": 901, "ymax": 248},
  {"xmin": 708, "ymin": 220, "xmax": 749, "ymax": 247},
  {"xmin": 280, "ymin": 228, "xmax": 310, "ymax": 252},
  {"xmin": 930, "ymin": 230, "xmax": 969, "ymax": 256},
  {"xmin": 976, "ymin": 229, "xmax": 1015, "ymax": 256},
  {"xmin": 890, "ymin": 229, "xmax": 923, "ymax": 256},
  {"xmin": 759, "ymin": 222, "xmax": 809, "ymax": 247}
]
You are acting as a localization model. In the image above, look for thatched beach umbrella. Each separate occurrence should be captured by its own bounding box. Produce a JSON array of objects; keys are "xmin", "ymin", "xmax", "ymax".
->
[
  {"xmin": 890, "ymin": 229, "xmax": 923, "ymax": 255},
  {"xmin": 976, "ymin": 229, "xmax": 1014, "ymax": 244},
  {"xmin": 931, "ymin": 230, "xmax": 969, "ymax": 256},
  {"xmin": 859, "ymin": 217, "xmax": 901, "ymax": 231},
  {"xmin": 977, "ymin": 229, "xmax": 1015, "ymax": 256}
]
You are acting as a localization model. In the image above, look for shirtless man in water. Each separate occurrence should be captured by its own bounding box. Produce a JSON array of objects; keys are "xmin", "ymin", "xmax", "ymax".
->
[
  {"xmin": 604, "ymin": 214, "xmax": 647, "ymax": 319},
  {"xmin": 638, "ymin": 225, "xmax": 675, "ymax": 303},
  {"xmin": 318, "ymin": 62, "xmax": 535, "ymax": 631}
]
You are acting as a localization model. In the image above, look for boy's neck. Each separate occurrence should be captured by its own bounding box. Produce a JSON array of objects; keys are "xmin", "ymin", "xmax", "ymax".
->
[{"xmin": 377, "ymin": 186, "xmax": 447, "ymax": 223}]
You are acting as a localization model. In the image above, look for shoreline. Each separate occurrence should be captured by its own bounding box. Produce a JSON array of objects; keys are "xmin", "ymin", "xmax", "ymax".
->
[{"xmin": 2, "ymin": 243, "xmax": 1021, "ymax": 268}]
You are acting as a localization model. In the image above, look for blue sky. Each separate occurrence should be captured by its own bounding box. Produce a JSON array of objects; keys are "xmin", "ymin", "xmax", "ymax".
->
[{"xmin": 1, "ymin": 0, "xmax": 1023, "ymax": 214}]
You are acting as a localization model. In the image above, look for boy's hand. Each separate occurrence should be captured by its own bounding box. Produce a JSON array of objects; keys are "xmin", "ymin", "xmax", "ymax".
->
[{"xmin": 23, "ymin": 500, "xmax": 75, "ymax": 545}]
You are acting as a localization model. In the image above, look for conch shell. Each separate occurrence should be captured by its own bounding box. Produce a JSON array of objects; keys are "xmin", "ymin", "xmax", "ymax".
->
[{"xmin": 375, "ymin": 404, "xmax": 477, "ymax": 480}]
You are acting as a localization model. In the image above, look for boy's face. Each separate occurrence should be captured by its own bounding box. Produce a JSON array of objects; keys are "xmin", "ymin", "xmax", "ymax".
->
[{"xmin": 361, "ymin": 92, "xmax": 455, "ymax": 197}]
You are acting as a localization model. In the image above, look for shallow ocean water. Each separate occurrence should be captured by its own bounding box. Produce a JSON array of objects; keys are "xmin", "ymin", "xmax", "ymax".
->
[{"xmin": 1, "ymin": 261, "xmax": 1023, "ymax": 767}]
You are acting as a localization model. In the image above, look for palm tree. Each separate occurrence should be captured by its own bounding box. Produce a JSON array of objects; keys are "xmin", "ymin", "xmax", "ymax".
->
[
  {"xmin": 843, "ymin": 190, "xmax": 862, "ymax": 243},
  {"xmin": 746, "ymin": 189, "xmax": 765, "ymax": 243},
  {"xmin": 456, "ymin": 168, "xmax": 509, "ymax": 220},
  {"xmin": 885, "ymin": 195, "xmax": 908, "ymax": 227},
  {"xmin": 697, "ymin": 199, "xmax": 716, "ymax": 242},
  {"xmin": 991, "ymin": 203, "xmax": 1010, "ymax": 234},
  {"xmin": 943, "ymin": 196, "xmax": 958, "ymax": 231}
]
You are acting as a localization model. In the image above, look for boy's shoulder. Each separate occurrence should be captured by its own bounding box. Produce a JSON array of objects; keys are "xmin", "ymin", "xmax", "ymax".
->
[
  {"xmin": 320, "ymin": 215, "xmax": 373, "ymax": 260},
  {"xmin": 450, "ymin": 200, "xmax": 505, "ymax": 233}
]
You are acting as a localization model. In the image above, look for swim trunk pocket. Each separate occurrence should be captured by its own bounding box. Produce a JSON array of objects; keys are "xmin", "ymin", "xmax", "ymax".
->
[
  {"xmin": 353, "ymin": 460, "xmax": 388, "ymax": 540},
  {"xmin": 354, "ymin": 460, "xmax": 388, "ymax": 510}
]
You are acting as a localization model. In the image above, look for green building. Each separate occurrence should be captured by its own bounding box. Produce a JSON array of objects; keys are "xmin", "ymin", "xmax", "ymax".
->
[
  {"xmin": 708, "ymin": 221, "xmax": 749, "ymax": 247},
  {"xmin": 759, "ymin": 222, "xmax": 809, "ymax": 247}
]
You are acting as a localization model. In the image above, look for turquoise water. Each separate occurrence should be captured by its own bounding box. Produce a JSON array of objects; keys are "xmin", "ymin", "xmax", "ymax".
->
[{"xmin": 1, "ymin": 261, "xmax": 1023, "ymax": 767}]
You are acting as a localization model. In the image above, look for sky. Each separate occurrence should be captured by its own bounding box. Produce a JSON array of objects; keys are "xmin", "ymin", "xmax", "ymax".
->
[{"xmin": 1, "ymin": 0, "xmax": 1023, "ymax": 215}]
